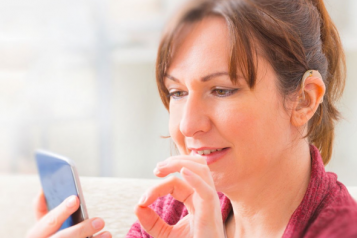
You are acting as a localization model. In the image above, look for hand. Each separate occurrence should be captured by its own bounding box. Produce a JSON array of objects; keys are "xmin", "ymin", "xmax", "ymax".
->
[
  {"xmin": 135, "ymin": 156, "xmax": 225, "ymax": 238},
  {"xmin": 26, "ymin": 191, "xmax": 111, "ymax": 238}
]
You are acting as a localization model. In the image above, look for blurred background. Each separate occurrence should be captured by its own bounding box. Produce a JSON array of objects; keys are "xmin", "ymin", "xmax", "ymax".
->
[{"xmin": 0, "ymin": 0, "xmax": 356, "ymax": 184}]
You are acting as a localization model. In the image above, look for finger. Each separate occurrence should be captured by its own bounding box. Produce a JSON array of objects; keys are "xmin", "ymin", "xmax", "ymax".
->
[
  {"xmin": 138, "ymin": 176, "xmax": 194, "ymax": 208},
  {"xmin": 33, "ymin": 190, "xmax": 48, "ymax": 220},
  {"xmin": 180, "ymin": 167, "xmax": 223, "ymax": 231},
  {"xmin": 51, "ymin": 217, "xmax": 107, "ymax": 238},
  {"xmin": 136, "ymin": 174, "xmax": 219, "ymax": 238},
  {"xmin": 155, "ymin": 159, "xmax": 213, "ymax": 186},
  {"xmin": 27, "ymin": 195, "xmax": 80, "ymax": 238},
  {"xmin": 181, "ymin": 167, "xmax": 217, "ymax": 202},
  {"xmin": 93, "ymin": 231, "xmax": 112, "ymax": 238},
  {"xmin": 158, "ymin": 155, "xmax": 207, "ymax": 167},
  {"xmin": 136, "ymin": 176, "xmax": 195, "ymax": 237},
  {"xmin": 135, "ymin": 205, "xmax": 173, "ymax": 238}
]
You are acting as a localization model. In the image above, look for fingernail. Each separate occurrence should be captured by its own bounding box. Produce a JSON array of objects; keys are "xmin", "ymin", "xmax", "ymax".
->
[
  {"xmin": 157, "ymin": 161, "xmax": 167, "ymax": 168},
  {"xmin": 181, "ymin": 167, "xmax": 193, "ymax": 176},
  {"xmin": 153, "ymin": 167, "xmax": 160, "ymax": 175},
  {"xmin": 138, "ymin": 194, "xmax": 147, "ymax": 205},
  {"xmin": 100, "ymin": 232, "xmax": 111, "ymax": 238},
  {"xmin": 66, "ymin": 196, "xmax": 77, "ymax": 208},
  {"xmin": 92, "ymin": 218, "xmax": 104, "ymax": 230}
]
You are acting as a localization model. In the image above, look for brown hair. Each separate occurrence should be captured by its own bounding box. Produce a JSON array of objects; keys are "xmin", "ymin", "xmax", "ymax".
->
[{"xmin": 156, "ymin": 0, "xmax": 346, "ymax": 164}]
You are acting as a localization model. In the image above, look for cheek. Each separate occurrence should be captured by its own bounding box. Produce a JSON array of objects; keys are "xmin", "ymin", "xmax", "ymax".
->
[
  {"xmin": 214, "ymin": 96, "xmax": 285, "ymax": 153},
  {"xmin": 214, "ymin": 105, "xmax": 259, "ymax": 145},
  {"xmin": 168, "ymin": 104, "xmax": 186, "ymax": 152}
]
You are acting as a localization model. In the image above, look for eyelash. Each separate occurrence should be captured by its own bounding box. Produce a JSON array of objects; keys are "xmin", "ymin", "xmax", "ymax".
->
[
  {"xmin": 167, "ymin": 88, "xmax": 239, "ymax": 100},
  {"xmin": 167, "ymin": 91, "xmax": 188, "ymax": 99},
  {"xmin": 212, "ymin": 88, "xmax": 239, "ymax": 97}
]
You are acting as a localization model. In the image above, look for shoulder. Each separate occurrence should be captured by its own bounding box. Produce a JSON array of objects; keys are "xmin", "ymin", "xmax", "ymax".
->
[
  {"xmin": 305, "ymin": 205, "xmax": 357, "ymax": 238},
  {"xmin": 305, "ymin": 177, "xmax": 357, "ymax": 238},
  {"xmin": 323, "ymin": 173, "xmax": 357, "ymax": 208}
]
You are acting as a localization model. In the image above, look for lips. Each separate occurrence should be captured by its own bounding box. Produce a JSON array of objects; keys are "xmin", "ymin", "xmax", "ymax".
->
[{"xmin": 190, "ymin": 147, "xmax": 230, "ymax": 165}]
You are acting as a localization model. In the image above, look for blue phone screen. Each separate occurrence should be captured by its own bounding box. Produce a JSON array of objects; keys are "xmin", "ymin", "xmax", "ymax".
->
[{"xmin": 36, "ymin": 152, "xmax": 83, "ymax": 231}]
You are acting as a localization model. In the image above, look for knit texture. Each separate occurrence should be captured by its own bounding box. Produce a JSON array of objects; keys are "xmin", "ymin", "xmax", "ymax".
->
[{"xmin": 126, "ymin": 145, "xmax": 357, "ymax": 238}]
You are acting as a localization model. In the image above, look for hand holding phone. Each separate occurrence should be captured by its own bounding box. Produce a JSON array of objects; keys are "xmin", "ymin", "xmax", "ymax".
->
[{"xmin": 26, "ymin": 151, "xmax": 112, "ymax": 238}]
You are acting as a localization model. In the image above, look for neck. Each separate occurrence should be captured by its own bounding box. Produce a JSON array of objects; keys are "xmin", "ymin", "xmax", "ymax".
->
[{"xmin": 224, "ymin": 141, "xmax": 311, "ymax": 238}]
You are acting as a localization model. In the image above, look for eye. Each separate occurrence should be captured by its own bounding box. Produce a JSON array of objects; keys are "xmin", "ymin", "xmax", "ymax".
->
[
  {"xmin": 212, "ymin": 88, "xmax": 239, "ymax": 97},
  {"xmin": 168, "ymin": 91, "xmax": 188, "ymax": 100}
]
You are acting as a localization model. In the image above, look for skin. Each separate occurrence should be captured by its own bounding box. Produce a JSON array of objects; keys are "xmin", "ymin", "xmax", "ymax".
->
[
  {"xmin": 28, "ymin": 16, "xmax": 325, "ymax": 238},
  {"xmin": 136, "ymin": 16, "xmax": 325, "ymax": 238},
  {"xmin": 27, "ymin": 191, "xmax": 111, "ymax": 238}
]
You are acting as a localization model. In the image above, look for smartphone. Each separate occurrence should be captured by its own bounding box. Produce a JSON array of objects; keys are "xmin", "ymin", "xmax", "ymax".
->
[{"xmin": 35, "ymin": 150, "xmax": 89, "ymax": 231}]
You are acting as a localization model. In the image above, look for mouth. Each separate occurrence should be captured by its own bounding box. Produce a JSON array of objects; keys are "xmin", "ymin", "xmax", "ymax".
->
[
  {"xmin": 190, "ymin": 147, "xmax": 230, "ymax": 165},
  {"xmin": 193, "ymin": 147, "xmax": 229, "ymax": 155}
]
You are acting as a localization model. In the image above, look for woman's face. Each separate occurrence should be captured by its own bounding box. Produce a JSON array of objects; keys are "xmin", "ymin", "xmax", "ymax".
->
[{"xmin": 165, "ymin": 17, "xmax": 295, "ymax": 192}]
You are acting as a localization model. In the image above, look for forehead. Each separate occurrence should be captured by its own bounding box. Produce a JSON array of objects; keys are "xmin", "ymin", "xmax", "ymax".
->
[{"xmin": 166, "ymin": 17, "xmax": 231, "ymax": 80}]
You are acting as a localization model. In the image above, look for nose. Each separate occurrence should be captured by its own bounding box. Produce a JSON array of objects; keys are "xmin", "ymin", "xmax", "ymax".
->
[{"xmin": 179, "ymin": 94, "xmax": 212, "ymax": 137}]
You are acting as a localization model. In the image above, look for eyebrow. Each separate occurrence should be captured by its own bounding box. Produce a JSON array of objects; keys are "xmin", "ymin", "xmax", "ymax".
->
[{"xmin": 165, "ymin": 71, "xmax": 230, "ymax": 83}]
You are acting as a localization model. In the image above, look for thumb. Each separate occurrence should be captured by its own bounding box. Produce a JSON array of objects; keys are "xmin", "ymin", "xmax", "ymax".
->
[
  {"xmin": 135, "ymin": 205, "xmax": 172, "ymax": 238},
  {"xmin": 33, "ymin": 190, "xmax": 48, "ymax": 220}
]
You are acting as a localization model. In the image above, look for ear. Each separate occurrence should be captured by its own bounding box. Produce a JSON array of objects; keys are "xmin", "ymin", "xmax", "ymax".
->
[{"xmin": 291, "ymin": 71, "xmax": 326, "ymax": 127}]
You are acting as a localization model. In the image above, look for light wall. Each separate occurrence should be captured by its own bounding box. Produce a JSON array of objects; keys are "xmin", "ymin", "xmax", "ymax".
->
[{"xmin": 0, "ymin": 0, "xmax": 356, "ymax": 185}]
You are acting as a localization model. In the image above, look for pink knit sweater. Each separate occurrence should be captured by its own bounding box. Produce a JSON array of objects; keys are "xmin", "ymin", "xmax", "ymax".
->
[{"xmin": 126, "ymin": 145, "xmax": 357, "ymax": 237}]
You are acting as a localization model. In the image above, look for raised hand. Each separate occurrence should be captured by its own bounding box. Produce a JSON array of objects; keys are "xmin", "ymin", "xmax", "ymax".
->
[{"xmin": 135, "ymin": 156, "xmax": 225, "ymax": 238}]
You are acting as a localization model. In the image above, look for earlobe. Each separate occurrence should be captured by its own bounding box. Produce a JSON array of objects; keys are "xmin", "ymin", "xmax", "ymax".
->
[{"xmin": 291, "ymin": 70, "xmax": 326, "ymax": 127}]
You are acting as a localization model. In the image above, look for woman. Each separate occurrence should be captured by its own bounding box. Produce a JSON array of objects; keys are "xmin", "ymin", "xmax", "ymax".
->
[{"xmin": 27, "ymin": 0, "xmax": 357, "ymax": 237}]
